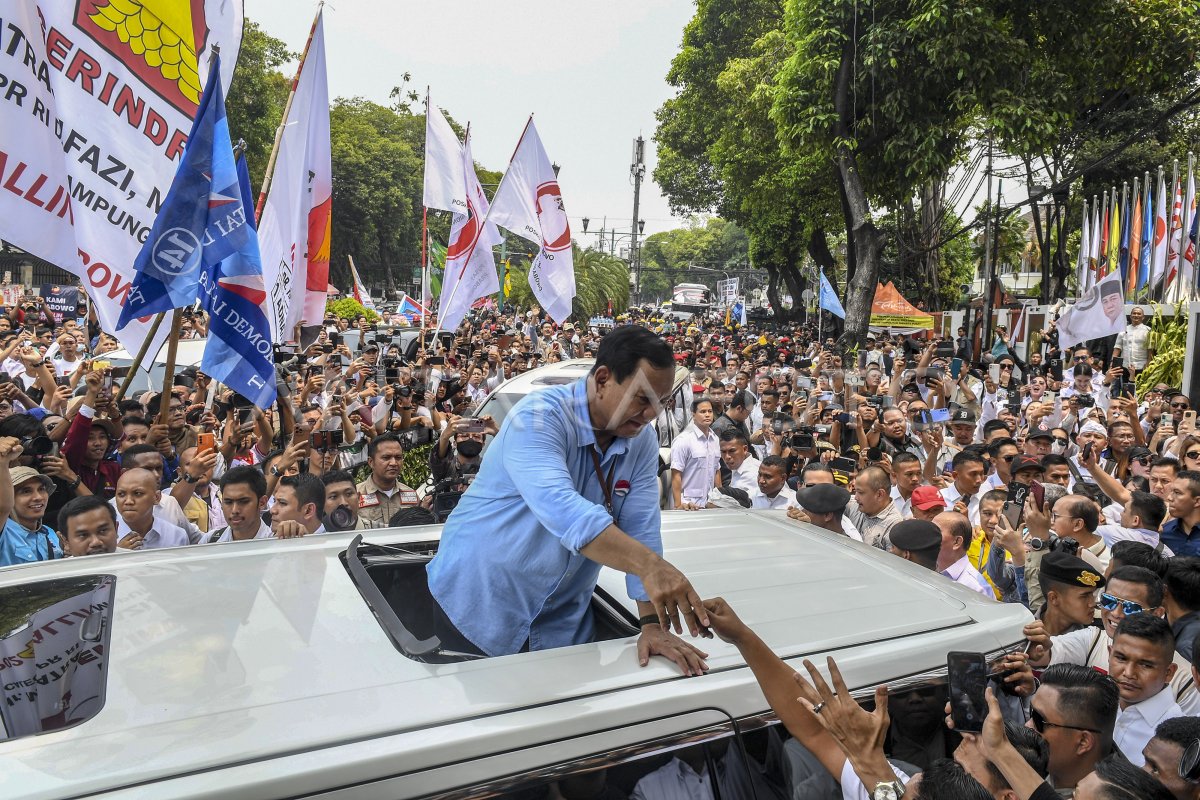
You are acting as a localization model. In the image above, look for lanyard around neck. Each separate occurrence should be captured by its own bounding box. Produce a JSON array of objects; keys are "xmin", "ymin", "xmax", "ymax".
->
[{"xmin": 590, "ymin": 447, "xmax": 617, "ymax": 516}]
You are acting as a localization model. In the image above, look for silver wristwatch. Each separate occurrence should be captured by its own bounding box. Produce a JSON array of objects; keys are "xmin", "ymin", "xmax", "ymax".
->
[{"xmin": 872, "ymin": 781, "xmax": 904, "ymax": 800}]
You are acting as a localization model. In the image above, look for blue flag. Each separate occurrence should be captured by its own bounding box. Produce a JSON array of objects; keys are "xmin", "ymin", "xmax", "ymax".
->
[
  {"xmin": 117, "ymin": 56, "xmax": 276, "ymax": 409},
  {"xmin": 235, "ymin": 151, "xmax": 257, "ymax": 231},
  {"xmin": 1138, "ymin": 187, "xmax": 1152, "ymax": 292},
  {"xmin": 819, "ymin": 269, "xmax": 845, "ymax": 318}
]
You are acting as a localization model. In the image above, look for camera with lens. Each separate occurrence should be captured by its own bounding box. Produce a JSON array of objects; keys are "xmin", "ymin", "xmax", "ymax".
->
[
  {"xmin": 1027, "ymin": 533, "xmax": 1079, "ymax": 555},
  {"xmin": 325, "ymin": 504, "xmax": 357, "ymax": 532},
  {"xmin": 429, "ymin": 463, "xmax": 479, "ymax": 523},
  {"xmin": 790, "ymin": 425, "xmax": 817, "ymax": 451},
  {"xmin": 1075, "ymin": 393, "xmax": 1095, "ymax": 408}
]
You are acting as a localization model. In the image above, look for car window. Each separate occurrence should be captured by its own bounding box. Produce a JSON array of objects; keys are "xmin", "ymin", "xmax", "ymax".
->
[
  {"xmin": 0, "ymin": 574, "xmax": 114, "ymax": 739},
  {"xmin": 476, "ymin": 392, "xmax": 523, "ymax": 432}
]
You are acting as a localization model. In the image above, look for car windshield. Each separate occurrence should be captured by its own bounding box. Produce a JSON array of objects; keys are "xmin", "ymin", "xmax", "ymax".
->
[
  {"xmin": 0, "ymin": 574, "xmax": 114, "ymax": 739},
  {"xmin": 475, "ymin": 392, "xmax": 524, "ymax": 431}
]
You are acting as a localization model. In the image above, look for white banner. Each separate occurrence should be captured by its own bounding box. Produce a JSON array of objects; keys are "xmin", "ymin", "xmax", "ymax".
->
[
  {"xmin": 422, "ymin": 93, "xmax": 466, "ymax": 215},
  {"xmin": 257, "ymin": 10, "xmax": 331, "ymax": 342},
  {"xmin": 717, "ymin": 277, "xmax": 739, "ymax": 303},
  {"xmin": 437, "ymin": 130, "xmax": 500, "ymax": 332},
  {"xmin": 1055, "ymin": 272, "xmax": 1126, "ymax": 352},
  {"xmin": 0, "ymin": 0, "xmax": 244, "ymax": 356}
]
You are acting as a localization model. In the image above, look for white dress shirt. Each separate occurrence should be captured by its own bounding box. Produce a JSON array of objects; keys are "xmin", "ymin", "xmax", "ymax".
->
[
  {"xmin": 728, "ymin": 456, "xmax": 761, "ymax": 494},
  {"xmin": 1115, "ymin": 686, "xmax": 1183, "ymax": 766},
  {"xmin": 116, "ymin": 515, "xmax": 190, "ymax": 550},
  {"xmin": 751, "ymin": 490, "xmax": 792, "ymax": 510},
  {"xmin": 670, "ymin": 426, "xmax": 721, "ymax": 506},
  {"xmin": 941, "ymin": 483, "xmax": 981, "ymax": 527},
  {"xmin": 890, "ymin": 485, "xmax": 912, "ymax": 519},
  {"xmin": 940, "ymin": 555, "xmax": 994, "ymax": 598},
  {"xmin": 631, "ymin": 757, "xmax": 713, "ymax": 800},
  {"xmin": 207, "ymin": 519, "xmax": 274, "ymax": 544}
]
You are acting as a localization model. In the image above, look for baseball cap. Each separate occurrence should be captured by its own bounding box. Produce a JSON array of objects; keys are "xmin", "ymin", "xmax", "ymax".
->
[
  {"xmin": 910, "ymin": 485, "xmax": 946, "ymax": 511},
  {"xmin": 1011, "ymin": 455, "xmax": 1044, "ymax": 474}
]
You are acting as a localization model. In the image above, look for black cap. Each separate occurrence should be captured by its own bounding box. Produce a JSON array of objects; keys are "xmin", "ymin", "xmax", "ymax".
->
[
  {"xmin": 1129, "ymin": 446, "xmax": 1153, "ymax": 461},
  {"xmin": 1099, "ymin": 280, "xmax": 1122, "ymax": 297},
  {"xmin": 1040, "ymin": 550, "xmax": 1105, "ymax": 589},
  {"xmin": 362, "ymin": 342, "xmax": 380, "ymax": 352},
  {"xmin": 951, "ymin": 408, "xmax": 977, "ymax": 424},
  {"xmin": 795, "ymin": 483, "xmax": 851, "ymax": 515},
  {"xmin": 1027, "ymin": 428, "xmax": 1053, "ymax": 440},
  {"xmin": 714, "ymin": 486, "xmax": 752, "ymax": 508},
  {"xmin": 890, "ymin": 519, "xmax": 942, "ymax": 551}
]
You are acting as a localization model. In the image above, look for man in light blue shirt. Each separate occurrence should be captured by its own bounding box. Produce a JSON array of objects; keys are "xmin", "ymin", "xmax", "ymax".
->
[{"xmin": 427, "ymin": 325, "xmax": 710, "ymax": 675}]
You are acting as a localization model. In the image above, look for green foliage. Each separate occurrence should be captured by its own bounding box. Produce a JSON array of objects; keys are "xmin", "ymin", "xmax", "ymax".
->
[
  {"xmin": 505, "ymin": 246, "xmax": 629, "ymax": 320},
  {"xmin": 1135, "ymin": 303, "xmax": 1189, "ymax": 398},
  {"xmin": 640, "ymin": 217, "xmax": 750, "ymax": 299},
  {"xmin": 400, "ymin": 443, "xmax": 433, "ymax": 489},
  {"xmin": 325, "ymin": 297, "xmax": 379, "ymax": 322},
  {"xmin": 225, "ymin": 20, "xmax": 294, "ymax": 183}
]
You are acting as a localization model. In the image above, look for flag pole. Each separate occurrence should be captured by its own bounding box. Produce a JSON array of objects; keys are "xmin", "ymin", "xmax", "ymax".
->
[
  {"xmin": 253, "ymin": 5, "xmax": 323, "ymax": 223},
  {"xmin": 1078, "ymin": 196, "xmax": 1088, "ymax": 291},
  {"xmin": 436, "ymin": 116, "xmax": 533, "ymax": 333},
  {"xmin": 157, "ymin": 309, "xmax": 184, "ymax": 423},
  {"xmin": 113, "ymin": 311, "xmax": 166, "ymax": 402}
]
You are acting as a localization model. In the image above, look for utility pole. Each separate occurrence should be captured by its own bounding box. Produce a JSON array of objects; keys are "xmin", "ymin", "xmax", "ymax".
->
[
  {"xmin": 631, "ymin": 136, "xmax": 646, "ymax": 304},
  {"xmin": 980, "ymin": 134, "xmax": 995, "ymax": 360}
]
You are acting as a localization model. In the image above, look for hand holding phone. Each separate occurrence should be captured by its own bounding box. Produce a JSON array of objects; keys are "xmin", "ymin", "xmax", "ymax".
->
[{"xmin": 947, "ymin": 651, "xmax": 989, "ymax": 733}]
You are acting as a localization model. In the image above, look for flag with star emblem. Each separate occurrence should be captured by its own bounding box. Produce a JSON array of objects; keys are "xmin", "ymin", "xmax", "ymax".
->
[{"xmin": 116, "ymin": 55, "xmax": 276, "ymax": 408}]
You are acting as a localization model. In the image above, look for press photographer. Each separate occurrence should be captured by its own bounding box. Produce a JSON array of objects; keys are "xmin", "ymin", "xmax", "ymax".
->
[{"xmin": 430, "ymin": 414, "xmax": 499, "ymax": 482}]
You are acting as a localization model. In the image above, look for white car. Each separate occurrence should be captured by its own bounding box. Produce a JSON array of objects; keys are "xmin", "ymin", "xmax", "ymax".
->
[{"xmin": 0, "ymin": 512, "xmax": 1029, "ymax": 799}]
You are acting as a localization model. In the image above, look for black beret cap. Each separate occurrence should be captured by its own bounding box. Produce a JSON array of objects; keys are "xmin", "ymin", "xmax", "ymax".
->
[
  {"xmin": 1040, "ymin": 550, "xmax": 1105, "ymax": 589},
  {"xmin": 795, "ymin": 483, "xmax": 851, "ymax": 515},
  {"xmin": 890, "ymin": 519, "xmax": 942, "ymax": 551}
]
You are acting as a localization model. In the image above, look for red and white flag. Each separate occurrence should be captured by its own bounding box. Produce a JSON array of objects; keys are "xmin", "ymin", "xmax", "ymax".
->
[
  {"xmin": 257, "ymin": 10, "xmax": 332, "ymax": 342},
  {"xmin": 489, "ymin": 119, "xmax": 577, "ymax": 323},
  {"xmin": 1166, "ymin": 177, "xmax": 1184, "ymax": 287},
  {"xmin": 348, "ymin": 257, "xmax": 376, "ymax": 311},
  {"xmin": 1181, "ymin": 165, "xmax": 1197, "ymax": 288},
  {"xmin": 437, "ymin": 130, "xmax": 501, "ymax": 332},
  {"xmin": 1151, "ymin": 174, "xmax": 1169, "ymax": 288}
]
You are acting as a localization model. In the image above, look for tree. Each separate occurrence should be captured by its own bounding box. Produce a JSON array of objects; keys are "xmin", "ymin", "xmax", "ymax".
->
[
  {"xmin": 224, "ymin": 20, "xmax": 294, "ymax": 185},
  {"xmin": 505, "ymin": 246, "xmax": 629, "ymax": 320},
  {"xmin": 640, "ymin": 217, "xmax": 750, "ymax": 299}
]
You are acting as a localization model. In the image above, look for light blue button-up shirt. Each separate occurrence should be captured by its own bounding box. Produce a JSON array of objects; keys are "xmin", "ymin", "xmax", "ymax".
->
[
  {"xmin": 0, "ymin": 518, "xmax": 61, "ymax": 567},
  {"xmin": 427, "ymin": 377, "xmax": 662, "ymax": 656}
]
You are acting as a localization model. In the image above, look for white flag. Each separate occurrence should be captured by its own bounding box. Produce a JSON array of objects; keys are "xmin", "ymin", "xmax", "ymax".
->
[
  {"xmin": 489, "ymin": 119, "xmax": 577, "ymax": 323},
  {"xmin": 1078, "ymin": 201, "xmax": 1092, "ymax": 291},
  {"xmin": 1088, "ymin": 198, "xmax": 1101, "ymax": 291},
  {"xmin": 257, "ymin": 10, "xmax": 332, "ymax": 342},
  {"xmin": 1055, "ymin": 272, "xmax": 1126, "ymax": 352},
  {"xmin": 437, "ymin": 131, "xmax": 500, "ymax": 332},
  {"xmin": 1167, "ymin": 177, "xmax": 1184, "ymax": 286},
  {"xmin": 1151, "ymin": 174, "xmax": 1169, "ymax": 289},
  {"xmin": 1182, "ymin": 165, "xmax": 1197, "ymax": 288},
  {"xmin": 348, "ymin": 257, "xmax": 376, "ymax": 311},
  {"xmin": 0, "ymin": 0, "xmax": 243, "ymax": 358},
  {"xmin": 423, "ymin": 94, "xmax": 467, "ymax": 214}
]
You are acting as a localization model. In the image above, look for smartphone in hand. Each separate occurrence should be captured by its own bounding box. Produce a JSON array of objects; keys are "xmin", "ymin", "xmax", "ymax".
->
[{"xmin": 947, "ymin": 651, "xmax": 989, "ymax": 733}]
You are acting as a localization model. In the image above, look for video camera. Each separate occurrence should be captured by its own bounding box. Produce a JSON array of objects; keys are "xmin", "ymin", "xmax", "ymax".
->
[
  {"xmin": 1027, "ymin": 534, "xmax": 1079, "ymax": 555},
  {"xmin": 429, "ymin": 463, "xmax": 479, "ymax": 523}
]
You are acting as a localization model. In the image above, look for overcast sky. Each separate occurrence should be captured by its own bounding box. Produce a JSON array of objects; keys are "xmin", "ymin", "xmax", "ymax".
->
[{"xmin": 249, "ymin": 0, "xmax": 697, "ymax": 243}]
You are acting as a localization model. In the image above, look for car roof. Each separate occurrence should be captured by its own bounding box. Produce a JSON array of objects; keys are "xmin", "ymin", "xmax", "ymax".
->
[{"xmin": 1, "ymin": 512, "xmax": 1028, "ymax": 798}]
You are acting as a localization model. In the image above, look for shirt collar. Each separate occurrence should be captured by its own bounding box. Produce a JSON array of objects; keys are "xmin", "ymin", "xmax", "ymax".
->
[
  {"xmin": 941, "ymin": 555, "xmax": 970, "ymax": 579},
  {"xmin": 572, "ymin": 377, "xmax": 631, "ymax": 462},
  {"xmin": 1124, "ymin": 685, "xmax": 1179, "ymax": 722}
]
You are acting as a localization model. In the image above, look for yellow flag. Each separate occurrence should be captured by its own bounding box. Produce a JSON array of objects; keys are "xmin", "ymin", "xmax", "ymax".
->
[{"xmin": 503, "ymin": 259, "xmax": 512, "ymax": 298}]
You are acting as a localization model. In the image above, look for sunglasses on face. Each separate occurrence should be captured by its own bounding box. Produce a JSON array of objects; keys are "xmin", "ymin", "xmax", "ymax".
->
[
  {"xmin": 1030, "ymin": 706, "xmax": 1101, "ymax": 735},
  {"xmin": 1172, "ymin": 402, "xmax": 1191, "ymax": 409},
  {"xmin": 1053, "ymin": 438, "xmax": 1069, "ymax": 446},
  {"xmin": 1187, "ymin": 450, "xmax": 1200, "ymax": 460},
  {"xmin": 1098, "ymin": 592, "xmax": 1145, "ymax": 616},
  {"xmin": 1001, "ymin": 455, "xmax": 1016, "ymax": 462}
]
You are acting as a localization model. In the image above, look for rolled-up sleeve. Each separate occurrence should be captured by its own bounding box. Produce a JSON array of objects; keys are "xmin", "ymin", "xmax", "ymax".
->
[
  {"xmin": 620, "ymin": 431, "xmax": 664, "ymax": 602},
  {"xmin": 501, "ymin": 396, "xmax": 614, "ymax": 554}
]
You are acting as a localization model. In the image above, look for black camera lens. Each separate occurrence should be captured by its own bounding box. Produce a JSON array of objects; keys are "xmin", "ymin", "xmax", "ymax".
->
[
  {"xmin": 22, "ymin": 435, "xmax": 52, "ymax": 456},
  {"xmin": 326, "ymin": 505, "xmax": 356, "ymax": 532},
  {"xmin": 1181, "ymin": 738, "xmax": 1200, "ymax": 782}
]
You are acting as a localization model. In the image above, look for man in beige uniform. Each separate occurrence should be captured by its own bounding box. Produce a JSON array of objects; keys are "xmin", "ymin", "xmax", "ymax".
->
[{"xmin": 356, "ymin": 433, "xmax": 420, "ymax": 527}]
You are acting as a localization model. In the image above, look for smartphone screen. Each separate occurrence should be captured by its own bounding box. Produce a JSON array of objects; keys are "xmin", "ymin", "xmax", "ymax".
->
[
  {"xmin": 947, "ymin": 651, "xmax": 989, "ymax": 733},
  {"xmin": 988, "ymin": 364, "xmax": 1001, "ymax": 383},
  {"xmin": 1002, "ymin": 500, "xmax": 1023, "ymax": 529},
  {"xmin": 1111, "ymin": 356, "xmax": 1123, "ymax": 369},
  {"xmin": 930, "ymin": 408, "xmax": 950, "ymax": 424}
]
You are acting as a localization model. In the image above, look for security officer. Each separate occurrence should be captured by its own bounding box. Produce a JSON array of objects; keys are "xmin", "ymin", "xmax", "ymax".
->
[
  {"xmin": 1029, "ymin": 550, "xmax": 1106, "ymax": 637},
  {"xmin": 792, "ymin": 483, "xmax": 852, "ymax": 537},
  {"xmin": 888, "ymin": 519, "xmax": 943, "ymax": 571},
  {"xmin": 356, "ymin": 433, "xmax": 421, "ymax": 527}
]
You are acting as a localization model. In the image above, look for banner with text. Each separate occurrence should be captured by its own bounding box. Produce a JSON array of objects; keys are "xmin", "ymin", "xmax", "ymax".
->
[
  {"xmin": 0, "ymin": 0, "xmax": 244, "ymax": 357},
  {"xmin": 39, "ymin": 283, "xmax": 80, "ymax": 324}
]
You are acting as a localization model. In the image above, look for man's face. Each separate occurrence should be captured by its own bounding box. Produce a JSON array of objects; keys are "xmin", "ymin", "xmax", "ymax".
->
[
  {"xmin": 882, "ymin": 409, "xmax": 907, "ymax": 439},
  {"xmin": 590, "ymin": 361, "xmax": 675, "ymax": 439},
  {"xmin": 1141, "ymin": 736, "xmax": 1195, "ymax": 799},
  {"xmin": 1169, "ymin": 478, "xmax": 1200, "ymax": 521},
  {"xmin": 1100, "ymin": 577, "xmax": 1157, "ymax": 639},
  {"xmin": 1102, "ymin": 291, "xmax": 1123, "ymax": 322},
  {"xmin": 127, "ymin": 452, "xmax": 164, "ymax": 487},
  {"xmin": 760, "ymin": 395, "xmax": 777, "ymax": 414},
  {"xmin": 62, "ymin": 507, "xmax": 118, "ymax": 556},
  {"xmin": 166, "ymin": 399, "xmax": 185, "ymax": 430},
  {"xmin": 1130, "ymin": 307, "xmax": 1145, "ymax": 325},
  {"xmin": 1026, "ymin": 434, "xmax": 1051, "ymax": 456},
  {"xmin": 271, "ymin": 485, "xmax": 310, "ymax": 525},
  {"xmin": 1171, "ymin": 396, "xmax": 1191, "ymax": 425},
  {"xmin": 1078, "ymin": 429, "xmax": 1108, "ymax": 453},
  {"xmin": 369, "ymin": 441, "xmax": 405, "ymax": 483},
  {"xmin": 121, "ymin": 423, "xmax": 149, "ymax": 450},
  {"xmin": 979, "ymin": 498, "xmax": 1003, "ymax": 537},
  {"xmin": 994, "ymin": 444, "xmax": 1018, "ymax": 481},
  {"xmin": 734, "ymin": 373, "xmax": 749, "ymax": 391},
  {"xmin": 1110, "ymin": 633, "xmax": 1175, "ymax": 706},
  {"xmin": 720, "ymin": 441, "xmax": 749, "ymax": 470},
  {"xmin": 853, "ymin": 479, "xmax": 885, "ymax": 516},
  {"xmin": 692, "ymin": 402, "xmax": 714, "ymax": 429},
  {"xmin": 912, "ymin": 503, "xmax": 944, "ymax": 522},
  {"xmin": 86, "ymin": 427, "xmax": 110, "ymax": 461},
  {"xmin": 60, "ymin": 337, "xmax": 76, "ymax": 356},
  {"xmin": 950, "ymin": 422, "xmax": 975, "ymax": 445},
  {"xmin": 324, "ymin": 481, "xmax": 360, "ymax": 519},
  {"xmin": 757, "ymin": 464, "xmax": 786, "ymax": 497},
  {"xmin": 1110, "ymin": 424, "xmax": 1135, "ymax": 453},
  {"xmin": 895, "ymin": 461, "xmax": 922, "ymax": 494},
  {"xmin": 953, "ymin": 460, "xmax": 986, "ymax": 496},
  {"xmin": 1044, "ymin": 463, "xmax": 1071, "ymax": 488},
  {"xmin": 1050, "ymin": 497, "xmax": 1083, "ymax": 539},
  {"xmin": 115, "ymin": 470, "xmax": 158, "ymax": 527},
  {"xmin": 221, "ymin": 482, "xmax": 266, "ymax": 532},
  {"xmin": 1027, "ymin": 686, "xmax": 1091, "ymax": 783},
  {"xmin": 1150, "ymin": 466, "xmax": 1176, "ymax": 499},
  {"xmin": 12, "ymin": 478, "xmax": 48, "ymax": 525},
  {"xmin": 1074, "ymin": 349, "xmax": 1092, "ymax": 367}
]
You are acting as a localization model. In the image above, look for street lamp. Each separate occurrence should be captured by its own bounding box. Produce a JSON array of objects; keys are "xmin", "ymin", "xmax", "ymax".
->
[{"xmin": 582, "ymin": 217, "xmax": 590, "ymax": 233}]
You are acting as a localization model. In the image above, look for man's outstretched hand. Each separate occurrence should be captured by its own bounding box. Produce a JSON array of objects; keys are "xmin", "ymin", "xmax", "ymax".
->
[
  {"xmin": 638, "ymin": 624, "xmax": 709, "ymax": 677},
  {"xmin": 640, "ymin": 556, "xmax": 711, "ymax": 636}
]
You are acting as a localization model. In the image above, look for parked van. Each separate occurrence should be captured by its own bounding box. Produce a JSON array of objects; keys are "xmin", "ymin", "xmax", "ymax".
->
[{"xmin": 0, "ymin": 510, "xmax": 1029, "ymax": 799}]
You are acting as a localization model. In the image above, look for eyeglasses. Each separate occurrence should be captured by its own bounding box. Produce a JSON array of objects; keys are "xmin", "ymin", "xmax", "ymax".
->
[
  {"xmin": 1053, "ymin": 438, "xmax": 1069, "ymax": 446},
  {"xmin": 1187, "ymin": 450, "xmax": 1200, "ymax": 460},
  {"xmin": 1049, "ymin": 510, "xmax": 1073, "ymax": 521},
  {"xmin": 1074, "ymin": 355, "xmax": 1090, "ymax": 361},
  {"xmin": 1098, "ymin": 592, "xmax": 1146, "ymax": 616},
  {"xmin": 1030, "ymin": 706, "xmax": 1101, "ymax": 735}
]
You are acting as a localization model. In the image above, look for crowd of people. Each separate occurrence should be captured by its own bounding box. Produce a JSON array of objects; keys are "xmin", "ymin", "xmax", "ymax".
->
[{"xmin": 3, "ymin": 288, "xmax": 1200, "ymax": 798}]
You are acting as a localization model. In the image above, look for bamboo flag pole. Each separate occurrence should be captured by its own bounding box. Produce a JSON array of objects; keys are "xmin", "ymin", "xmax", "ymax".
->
[
  {"xmin": 157, "ymin": 309, "xmax": 184, "ymax": 423},
  {"xmin": 113, "ymin": 311, "xmax": 166, "ymax": 403},
  {"xmin": 253, "ymin": 4, "xmax": 324, "ymax": 223}
]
